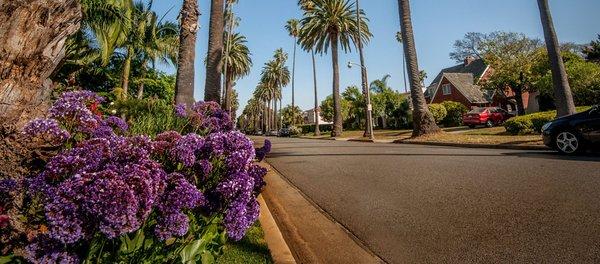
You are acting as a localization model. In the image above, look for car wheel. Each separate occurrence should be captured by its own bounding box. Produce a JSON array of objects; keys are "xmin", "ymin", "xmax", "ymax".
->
[
  {"xmin": 485, "ymin": 120, "xmax": 494, "ymax": 128},
  {"xmin": 555, "ymin": 131, "xmax": 582, "ymax": 154}
]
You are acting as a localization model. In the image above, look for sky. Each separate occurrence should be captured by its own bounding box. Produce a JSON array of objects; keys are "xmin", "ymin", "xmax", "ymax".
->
[{"xmin": 151, "ymin": 0, "xmax": 600, "ymax": 115}]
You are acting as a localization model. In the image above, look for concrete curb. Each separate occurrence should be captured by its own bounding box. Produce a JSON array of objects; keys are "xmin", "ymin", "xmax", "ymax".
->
[
  {"xmin": 395, "ymin": 140, "xmax": 550, "ymax": 151},
  {"xmin": 258, "ymin": 195, "xmax": 296, "ymax": 264}
]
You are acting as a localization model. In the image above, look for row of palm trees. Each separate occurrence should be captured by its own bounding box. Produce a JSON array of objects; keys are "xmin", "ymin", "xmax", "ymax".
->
[{"xmin": 205, "ymin": 0, "xmax": 575, "ymax": 137}]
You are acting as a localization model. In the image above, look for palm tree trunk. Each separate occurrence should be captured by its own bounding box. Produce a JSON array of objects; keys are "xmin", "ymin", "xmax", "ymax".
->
[
  {"xmin": 175, "ymin": 0, "xmax": 199, "ymax": 106},
  {"xmin": 312, "ymin": 49, "xmax": 321, "ymax": 136},
  {"xmin": 291, "ymin": 37, "xmax": 297, "ymax": 123},
  {"xmin": 537, "ymin": 0, "xmax": 576, "ymax": 117},
  {"xmin": 397, "ymin": 0, "xmax": 440, "ymax": 137},
  {"xmin": 224, "ymin": 69, "xmax": 234, "ymax": 115},
  {"xmin": 136, "ymin": 61, "xmax": 147, "ymax": 99},
  {"xmin": 330, "ymin": 34, "xmax": 343, "ymax": 137},
  {"xmin": 279, "ymin": 98, "xmax": 283, "ymax": 129},
  {"xmin": 273, "ymin": 96, "xmax": 278, "ymax": 131},
  {"xmin": 204, "ymin": 0, "xmax": 224, "ymax": 103},
  {"xmin": 402, "ymin": 49, "xmax": 408, "ymax": 93},
  {"xmin": 0, "ymin": 0, "xmax": 81, "ymax": 127},
  {"xmin": 121, "ymin": 46, "xmax": 134, "ymax": 99}
]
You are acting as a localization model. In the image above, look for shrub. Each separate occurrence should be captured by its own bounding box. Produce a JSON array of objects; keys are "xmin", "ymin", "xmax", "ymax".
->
[
  {"xmin": 300, "ymin": 124, "xmax": 333, "ymax": 134},
  {"xmin": 441, "ymin": 101, "xmax": 469, "ymax": 127},
  {"xmin": 428, "ymin": 104, "xmax": 447, "ymax": 124},
  {"xmin": 3, "ymin": 91, "xmax": 269, "ymax": 263},
  {"xmin": 288, "ymin": 126, "xmax": 302, "ymax": 137},
  {"xmin": 504, "ymin": 106, "xmax": 592, "ymax": 135}
]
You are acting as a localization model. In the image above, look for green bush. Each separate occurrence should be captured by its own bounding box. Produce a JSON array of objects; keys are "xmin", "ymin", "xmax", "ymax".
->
[
  {"xmin": 111, "ymin": 98, "xmax": 185, "ymax": 136},
  {"xmin": 441, "ymin": 101, "xmax": 469, "ymax": 127},
  {"xmin": 299, "ymin": 124, "xmax": 333, "ymax": 134},
  {"xmin": 504, "ymin": 106, "xmax": 592, "ymax": 135},
  {"xmin": 427, "ymin": 103, "xmax": 447, "ymax": 124}
]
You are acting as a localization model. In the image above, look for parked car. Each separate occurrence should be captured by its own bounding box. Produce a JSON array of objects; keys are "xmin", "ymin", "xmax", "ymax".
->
[
  {"xmin": 542, "ymin": 105, "xmax": 600, "ymax": 154},
  {"xmin": 278, "ymin": 127, "xmax": 291, "ymax": 137},
  {"xmin": 462, "ymin": 107, "xmax": 514, "ymax": 128}
]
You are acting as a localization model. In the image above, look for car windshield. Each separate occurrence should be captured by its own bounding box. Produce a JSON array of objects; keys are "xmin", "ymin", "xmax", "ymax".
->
[{"xmin": 468, "ymin": 108, "xmax": 488, "ymax": 114}]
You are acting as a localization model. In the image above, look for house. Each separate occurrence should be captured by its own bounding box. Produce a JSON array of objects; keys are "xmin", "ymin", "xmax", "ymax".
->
[
  {"xmin": 302, "ymin": 108, "xmax": 331, "ymax": 125},
  {"xmin": 425, "ymin": 56, "xmax": 538, "ymax": 113}
]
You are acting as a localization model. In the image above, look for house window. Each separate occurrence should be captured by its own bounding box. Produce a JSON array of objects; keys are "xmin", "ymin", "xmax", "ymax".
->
[{"xmin": 442, "ymin": 84, "xmax": 452, "ymax": 95}]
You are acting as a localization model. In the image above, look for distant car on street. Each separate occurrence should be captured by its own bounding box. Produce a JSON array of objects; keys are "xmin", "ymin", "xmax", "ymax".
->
[
  {"xmin": 278, "ymin": 127, "xmax": 291, "ymax": 137},
  {"xmin": 542, "ymin": 105, "xmax": 600, "ymax": 154},
  {"xmin": 462, "ymin": 107, "xmax": 514, "ymax": 128}
]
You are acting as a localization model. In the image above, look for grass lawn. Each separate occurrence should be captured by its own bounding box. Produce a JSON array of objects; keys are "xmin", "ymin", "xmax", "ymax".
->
[
  {"xmin": 217, "ymin": 222, "xmax": 273, "ymax": 264},
  {"xmin": 301, "ymin": 126, "xmax": 544, "ymax": 147}
]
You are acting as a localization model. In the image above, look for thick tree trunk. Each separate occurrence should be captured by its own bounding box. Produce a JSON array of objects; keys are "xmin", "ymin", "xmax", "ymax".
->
[
  {"xmin": 121, "ymin": 46, "xmax": 133, "ymax": 99},
  {"xmin": 0, "ymin": 0, "xmax": 81, "ymax": 127},
  {"xmin": 312, "ymin": 49, "xmax": 320, "ymax": 136},
  {"xmin": 204, "ymin": 0, "xmax": 224, "ymax": 103},
  {"xmin": 537, "ymin": 0, "xmax": 576, "ymax": 117},
  {"xmin": 175, "ymin": 0, "xmax": 199, "ymax": 106},
  {"xmin": 397, "ymin": 0, "xmax": 440, "ymax": 137},
  {"xmin": 291, "ymin": 37, "xmax": 297, "ymax": 114},
  {"xmin": 330, "ymin": 34, "xmax": 343, "ymax": 137},
  {"xmin": 514, "ymin": 87, "xmax": 526, "ymax": 116}
]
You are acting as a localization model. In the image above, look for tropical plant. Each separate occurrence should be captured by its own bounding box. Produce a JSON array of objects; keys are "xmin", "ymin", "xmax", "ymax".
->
[
  {"xmin": 285, "ymin": 19, "xmax": 301, "ymax": 113},
  {"xmin": 537, "ymin": 0, "xmax": 576, "ymax": 117},
  {"xmin": 397, "ymin": 0, "xmax": 440, "ymax": 137},
  {"xmin": 222, "ymin": 33, "xmax": 252, "ymax": 114},
  {"xmin": 281, "ymin": 105, "xmax": 305, "ymax": 127},
  {"xmin": 298, "ymin": 0, "xmax": 372, "ymax": 137},
  {"xmin": 175, "ymin": 0, "xmax": 200, "ymax": 106},
  {"xmin": 261, "ymin": 49, "xmax": 290, "ymax": 131},
  {"xmin": 205, "ymin": 0, "xmax": 225, "ymax": 102}
]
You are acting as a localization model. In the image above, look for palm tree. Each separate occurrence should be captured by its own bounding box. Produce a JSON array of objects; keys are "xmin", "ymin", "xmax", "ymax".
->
[
  {"xmin": 397, "ymin": 0, "xmax": 440, "ymax": 137},
  {"xmin": 299, "ymin": 0, "xmax": 372, "ymax": 137},
  {"xmin": 222, "ymin": 33, "xmax": 252, "ymax": 114},
  {"xmin": 396, "ymin": 31, "xmax": 408, "ymax": 93},
  {"xmin": 175, "ymin": 0, "xmax": 199, "ymax": 106},
  {"xmin": 537, "ymin": 0, "xmax": 576, "ymax": 117},
  {"xmin": 311, "ymin": 49, "xmax": 321, "ymax": 136},
  {"xmin": 255, "ymin": 83, "xmax": 271, "ymax": 132},
  {"xmin": 261, "ymin": 50, "xmax": 290, "ymax": 131},
  {"xmin": 204, "ymin": 0, "xmax": 225, "ymax": 102},
  {"xmin": 285, "ymin": 19, "xmax": 300, "ymax": 114},
  {"xmin": 221, "ymin": 0, "xmax": 240, "ymax": 103}
]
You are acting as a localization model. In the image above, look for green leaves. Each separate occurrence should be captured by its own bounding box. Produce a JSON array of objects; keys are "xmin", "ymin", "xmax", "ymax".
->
[{"xmin": 119, "ymin": 230, "xmax": 146, "ymax": 255}]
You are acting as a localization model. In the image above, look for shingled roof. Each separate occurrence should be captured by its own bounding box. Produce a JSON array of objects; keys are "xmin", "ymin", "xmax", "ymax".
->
[
  {"xmin": 439, "ymin": 73, "xmax": 489, "ymax": 104},
  {"xmin": 425, "ymin": 58, "xmax": 488, "ymax": 98}
]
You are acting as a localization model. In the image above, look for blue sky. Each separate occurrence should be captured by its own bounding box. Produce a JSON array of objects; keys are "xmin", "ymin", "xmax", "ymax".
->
[{"xmin": 152, "ymin": 0, "xmax": 600, "ymax": 114}]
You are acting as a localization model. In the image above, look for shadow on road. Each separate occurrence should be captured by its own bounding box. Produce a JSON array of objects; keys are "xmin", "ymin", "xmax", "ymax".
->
[{"xmin": 502, "ymin": 151, "xmax": 600, "ymax": 162}]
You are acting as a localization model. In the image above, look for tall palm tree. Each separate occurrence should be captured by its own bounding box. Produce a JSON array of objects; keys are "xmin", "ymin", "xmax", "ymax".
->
[
  {"xmin": 204, "ymin": 0, "xmax": 225, "ymax": 102},
  {"xmin": 222, "ymin": 33, "xmax": 252, "ymax": 114},
  {"xmin": 396, "ymin": 32, "xmax": 408, "ymax": 93},
  {"xmin": 222, "ymin": 0, "xmax": 240, "ymax": 102},
  {"xmin": 298, "ymin": 0, "xmax": 372, "ymax": 137},
  {"xmin": 311, "ymin": 49, "xmax": 321, "ymax": 136},
  {"xmin": 255, "ymin": 83, "xmax": 271, "ymax": 132},
  {"xmin": 537, "ymin": 0, "xmax": 576, "ymax": 117},
  {"xmin": 397, "ymin": 0, "xmax": 440, "ymax": 137},
  {"xmin": 175, "ymin": 0, "xmax": 199, "ymax": 105},
  {"xmin": 285, "ymin": 19, "xmax": 300, "ymax": 113},
  {"xmin": 261, "ymin": 50, "xmax": 290, "ymax": 131}
]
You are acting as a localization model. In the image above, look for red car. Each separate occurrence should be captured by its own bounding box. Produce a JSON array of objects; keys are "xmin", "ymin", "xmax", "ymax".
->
[{"xmin": 462, "ymin": 107, "xmax": 514, "ymax": 128}]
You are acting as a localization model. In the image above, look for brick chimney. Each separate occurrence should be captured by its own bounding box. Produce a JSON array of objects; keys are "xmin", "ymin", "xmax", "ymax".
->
[{"xmin": 464, "ymin": 56, "xmax": 476, "ymax": 66}]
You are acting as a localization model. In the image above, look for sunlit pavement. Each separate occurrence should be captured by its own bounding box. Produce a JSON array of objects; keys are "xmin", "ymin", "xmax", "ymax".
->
[{"xmin": 260, "ymin": 136, "xmax": 600, "ymax": 263}]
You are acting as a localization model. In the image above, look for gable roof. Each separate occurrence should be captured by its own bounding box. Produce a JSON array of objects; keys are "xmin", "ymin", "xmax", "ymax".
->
[
  {"xmin": 431, "ymin": 73, "xmax": 489, "ymax": 104},
  {"xmin": 425, "ymin": 59, "xmax": 488, "ymax": 98}
]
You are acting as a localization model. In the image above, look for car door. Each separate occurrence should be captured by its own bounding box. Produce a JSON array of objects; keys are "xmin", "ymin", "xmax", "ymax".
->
[
  {"xmin": 490, "ymin": 108, "xmax": 502, "ymax": 124},
  {"xmin": 582, "ymin": 108, "xmax": 600, "ymax": 143}
]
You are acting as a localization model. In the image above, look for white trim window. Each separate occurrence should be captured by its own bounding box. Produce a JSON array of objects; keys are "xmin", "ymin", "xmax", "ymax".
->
[{"xmin": 442, "ymin": 84, "xmax": 452, "ymax": 95}]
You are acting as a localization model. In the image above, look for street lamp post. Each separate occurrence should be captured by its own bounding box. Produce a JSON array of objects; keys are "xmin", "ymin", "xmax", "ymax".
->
[{"xmin": 354, "ymin": 0, "xmax": 374, "ymax": 140}]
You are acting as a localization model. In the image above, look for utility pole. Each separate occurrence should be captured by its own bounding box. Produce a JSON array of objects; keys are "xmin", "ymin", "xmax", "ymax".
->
[{"xmin": 355, "ymin": 0, "xmax": 374, "ymax": 140}]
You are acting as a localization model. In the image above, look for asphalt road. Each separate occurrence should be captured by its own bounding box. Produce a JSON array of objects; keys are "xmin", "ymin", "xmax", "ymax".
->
[{"xmin": 263, "ymin": 137, "xmax": 600, "ymax": 263}]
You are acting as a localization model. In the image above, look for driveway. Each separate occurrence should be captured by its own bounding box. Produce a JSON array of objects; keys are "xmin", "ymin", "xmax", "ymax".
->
[{"xmin": 262, "ymin": 137, "xmax": 600, "ymax": 263}]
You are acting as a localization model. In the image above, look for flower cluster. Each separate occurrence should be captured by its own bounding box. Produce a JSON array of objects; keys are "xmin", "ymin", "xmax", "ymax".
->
[
  {"xmin": 48, "ymin": 91, "xmax": 105, "ymax": 134},
  {"xmin": 24, "ymin": 236, "xmax": 79, "ymax": 264},
  {"xmin": 178, "ymin": 101, "xmax": 234, "ymax": 133},
  {"xmin": 255, "ymin": 139, "xmax": 272, "ymax": 161},
  {"xmin": 22, "ymin": 118, "xmax": 71, "ymax": 145}
]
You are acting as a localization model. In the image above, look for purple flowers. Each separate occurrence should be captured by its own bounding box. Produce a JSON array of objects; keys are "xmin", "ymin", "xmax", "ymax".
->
[
  {"xmin": 178, "ymin": 101, "xmax": 234, "ymax": 133},
  {"xmin": 49, "ymin": 90, "xmax": 104, "ymax": 134},
  {"xmin": 175, "ymin": 103, "xmax": 187, "ymax": 118},
  {"xmin": 255, "ymin": 139, "xmax": 272, "ymax": 161},
  {"xmin": 22, "ymin": 118, "xmax": 71, "ymax": 145}
]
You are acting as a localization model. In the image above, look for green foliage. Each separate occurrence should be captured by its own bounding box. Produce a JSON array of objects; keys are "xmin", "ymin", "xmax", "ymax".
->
[
  {"xmin": 111, "ymin": 98, "xmax": 184, "ymax": 136},
  {"xmin": 427, "ymin": 104, "xmax": 447, "ymax": 124},
  {"xmin": 583, "ymin": 34, "xmax": 600, "ymax": 63},
  {"xmin": 281, "ymin": 105, "xmax": 304, "ymax": 126},
  {"xmin": 441, "ymin": 101, "xmax": 469, "ymax": 127},
  {"xmin": 503, "ymin": 106, "xmax": 592, "ymax": 134},
  {"xmin": 133, "ymin": 70, "xmax": 176, "ymax": 101},
  {"xmin": 320, "ymin": 95, "xmax": 350, "ymax": 123},
  {"xmin": 216, "ymin": 223, "xmax": 272, "ymax": 264},
  {"xmin": 299, "ymin": 124, "xmax": 333, "ymax": 134}
]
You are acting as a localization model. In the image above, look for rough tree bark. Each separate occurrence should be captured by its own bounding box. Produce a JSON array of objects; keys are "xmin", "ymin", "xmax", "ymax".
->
[
  {"xmin": 330, "ymin": 33, "xmax": 343, "ymax": 137},
  {"xmin": 204, "ymin": 0, "xmax": 224, "ymax": 103},
  {"xmin": 537, "ymin": 0, "xmax": 576, "ymax": 117},
  {"xmin": 175, "ymin": 0, "xmax": 200, "ymax": 106},
  {"xmin": 0, "ymin": 0, "xmax": 81, "ymax": 127},
  {"xmin": 312, "ymin": 49, "xmax": 320, "ymax": 136},
  {"xmin": 397, "ymin": 0, "xmax": 440, "ymax": 137}
]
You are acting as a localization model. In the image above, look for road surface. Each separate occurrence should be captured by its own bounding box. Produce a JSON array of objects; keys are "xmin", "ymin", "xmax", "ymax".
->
[{"xmin": 263, "ymin": 137, "xmax": 600, "ymax": 263}]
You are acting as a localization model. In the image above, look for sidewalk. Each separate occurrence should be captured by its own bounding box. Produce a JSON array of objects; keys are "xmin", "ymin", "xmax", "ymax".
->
[{"xmin": 259, "ymin": 162, "xmax": 383, "ymax": 264}]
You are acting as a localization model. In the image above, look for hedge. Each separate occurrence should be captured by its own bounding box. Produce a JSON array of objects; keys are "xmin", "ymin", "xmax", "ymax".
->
[
  {"xmin": 299, "ymin": 124, "xmax": 333, "ymax": 134},
  {"xmin": 504, "ymin": 106, "xmax": 592, "ymax": 135},
  {"xmin": 441, "ymin": 101, "xmax": 469, "ymax": 127},
  {"xmin": 428, "ymin": 104, "xmax": 447, "ymax": 124}
]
